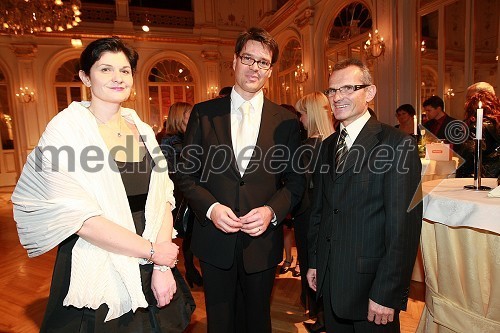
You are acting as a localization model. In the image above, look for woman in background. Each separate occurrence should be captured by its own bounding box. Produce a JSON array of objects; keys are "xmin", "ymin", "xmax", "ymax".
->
[
  {"xmin": 161, "ymin": 102, "xmax": 203, "ymax": 288},
  {"xmin": 395, "ymin": 103, "xmax": 418, "ymax": 135},
  {"xmin": 456, "ymin": 90, "xmax": 500, "ymax": 179},
  {"xmin": 294, "ymin": 92, "xmax": 335, "ymax": 333},
  {"xmin": 277, "ymin": 104, "xmax": 303, "ymax": 276},
  {"xmin": 12, "ymin": 37, "xmax": 194, "ymax": 332}
]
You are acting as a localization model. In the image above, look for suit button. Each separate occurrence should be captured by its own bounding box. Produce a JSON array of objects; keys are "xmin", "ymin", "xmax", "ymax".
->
[
  {"xmin": 326, "ymin": 236, "xmax": 331, "ymax": 242},
  {"xmin": 240, "ymin": 181, "xmax": 245, "ymax": 186},
  {"xmin": 333, "ymin": 209, "xmax": 339, "ymax": 214}
]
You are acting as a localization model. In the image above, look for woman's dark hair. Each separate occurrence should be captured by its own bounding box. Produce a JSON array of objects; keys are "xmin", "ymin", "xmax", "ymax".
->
[
  {"xmin": 396, "ymin": 104, "xmax": 416, "ymax": 116},
  {"xmin": 464, "ymin": 90, "xmax": 500, "ymax": 129},
  {"xmin": 235, "ymin": 27, "xmax": 279, "ymax": 65},
  {"xmin": 80, "ymin": 37, "xmax": 139, "ymax": 75}
]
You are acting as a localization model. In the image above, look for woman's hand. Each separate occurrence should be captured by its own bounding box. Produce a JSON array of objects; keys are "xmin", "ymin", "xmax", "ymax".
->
[
  {"xmin": 153, "ymin": 241, "xmax": 179, "ymax": 267},
  {"xmin": 151, "ymin": 268, "xmax": 177, "ymax": 307}
]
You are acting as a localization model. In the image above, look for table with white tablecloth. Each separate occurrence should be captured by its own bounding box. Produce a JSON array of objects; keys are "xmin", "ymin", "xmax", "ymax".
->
[
  {"xmin": 416, "ymin": 178, "xmax": 500, "ymax": 333},
  {"xmin": 420, "ymin": 157, "xmax": 459, "ymax": 182},
  {"xmin": 412, "ymin": 158, "xmax": 461, "ymax": 282}
]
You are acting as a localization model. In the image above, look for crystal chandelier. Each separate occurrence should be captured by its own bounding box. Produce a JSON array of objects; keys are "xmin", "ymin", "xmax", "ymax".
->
[{"xmin": 0, "ymin": 0, "xmax": 82, "ymax": 35}]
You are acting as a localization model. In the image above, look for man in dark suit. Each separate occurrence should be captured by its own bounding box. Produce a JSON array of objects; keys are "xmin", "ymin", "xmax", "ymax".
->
[
  {"xmin": 422, "ymin": 95, "xmax": 456, "ymax": 141},
  {"xmin": 178, "ymin": 27, "xmax": 304, "ymax": 333},
  {"xmin": 306, "ymin": 58, "xmax": 422, "ymax": 332}
]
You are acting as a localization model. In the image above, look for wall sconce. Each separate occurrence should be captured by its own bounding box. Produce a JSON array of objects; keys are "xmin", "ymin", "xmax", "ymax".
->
[
  {"xmin": 294, "ymin": 63, "xmax": 308, "ymax": 84},
  {"xmin": 364, "ymin": 29, "xmax": 385, "ymax": 59},
  {"xmin": 142, "ymin": 14, "xmax": 151, "ymax": 32},
  {"xmin": 420, "ymin": 40, "xmax": 426, "ymax": 53},
  {"xmin": 207, "ymin": 86, "xmax": 218, "ymax": 99},
  {"xmin": 16, "ymin": 86, "xmax": 35, "ymax": 103},
  {"xmin": 445, "ymin": 88, "xmax": 455, "ymax": 98},
  {"xmin": 71, "ymin": 38, "xmax": 82, "ymax": 48}
]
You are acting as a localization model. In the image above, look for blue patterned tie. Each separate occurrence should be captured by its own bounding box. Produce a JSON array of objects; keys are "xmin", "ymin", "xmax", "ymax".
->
[{"xmin": 335, "ymin": 128, "xmax": 348, "ymax": 172}]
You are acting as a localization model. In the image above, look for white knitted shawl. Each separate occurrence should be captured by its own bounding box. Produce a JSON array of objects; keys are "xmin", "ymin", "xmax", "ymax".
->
[{"xmin": 12, "ymin": 101, "xmax": 175, "ymax": 321}]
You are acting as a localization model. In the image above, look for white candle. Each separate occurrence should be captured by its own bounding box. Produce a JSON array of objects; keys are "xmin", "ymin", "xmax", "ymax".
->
[
  {"xmin": 476, "ymin": 101, "xmax": 483, "ymax": 140},
  {"xmin": 413, "ymin": 115, "xmax": 418, "ymax": 135}
]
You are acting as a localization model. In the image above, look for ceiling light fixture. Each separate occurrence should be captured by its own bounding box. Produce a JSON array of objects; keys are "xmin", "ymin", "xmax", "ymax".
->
[{"xmin": 0, "ymin": 0, "xmax": 82, "ymax": 35}]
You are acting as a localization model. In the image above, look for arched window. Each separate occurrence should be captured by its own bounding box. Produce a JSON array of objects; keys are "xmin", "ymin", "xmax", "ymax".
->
[
  {"xmin": 147, "ymin": 59, "xmax": 195, "ymax": 129},
  {"xmin": 326, "ymin": 2, "xmax": 373, "ymax": 73},
  {"xmin": 54, "ymin": 59, "xmax": 85, "ymax": 111},
  {"xmin": 277, "ymin": 39, "xmax": 303, "ymax": 105}
]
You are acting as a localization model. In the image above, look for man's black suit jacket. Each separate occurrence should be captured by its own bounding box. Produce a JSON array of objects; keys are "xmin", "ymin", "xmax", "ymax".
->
[
  {"xmin": 178, "ymin": 95, "xmax": 305, "ymax": 273},
  {"xmin": 308, "ymin": 116, "xmax": 422, "ymax": 320}
]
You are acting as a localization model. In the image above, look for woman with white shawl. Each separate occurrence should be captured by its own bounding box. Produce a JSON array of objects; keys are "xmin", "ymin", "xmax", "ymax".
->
[{"xmin": 11, "ymin": 37, "xmax": 192, "ymax": 332}]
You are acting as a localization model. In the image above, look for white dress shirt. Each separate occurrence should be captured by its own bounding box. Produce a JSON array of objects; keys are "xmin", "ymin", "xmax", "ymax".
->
[
  {"xmin": 339, "ymin": 109, "xmax": 371, "ymax": 148},
  {"xmin": 231, "ymin": 89, "xmax": 264, "ymax": 172}
]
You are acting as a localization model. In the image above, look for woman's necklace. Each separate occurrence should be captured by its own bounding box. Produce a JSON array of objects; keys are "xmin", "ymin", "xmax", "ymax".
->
[{"xmin": 89, "ymin": 109, "xmax": 123, "ymax": 137}]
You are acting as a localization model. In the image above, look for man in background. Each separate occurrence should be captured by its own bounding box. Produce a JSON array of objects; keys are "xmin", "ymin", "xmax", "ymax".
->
[{"xmin": 422, "ymin": 95, "xmax": 456, "ymax": 141}]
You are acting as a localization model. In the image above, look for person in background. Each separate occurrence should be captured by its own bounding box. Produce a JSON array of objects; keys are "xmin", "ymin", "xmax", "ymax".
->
[
  {"xmin": 307, "ymin": 58, "xmax": 422, "ymax": 332},
  {"xmin": 156, "ymin": 119, "xmax": 167, "ymax": 143},
  {"xmin": 295, "ymin": 92, "xmax": 335, "ymax": 333},
  {"xmin": 177, "ymin": 27, "xmax": 305, "ymax": 333},
  {"xmin": 421, "ymin": 112, "xmax": 428, "ymax": 124},
  {"xmin": 160, "ymin": 102, "xmax": 203, "ymax": 288},
  {"xmin": 277, "ymin": 103, "xmax": 303, "ymax": 277},
  {"xmin": 11, "ymin": 37, "xmax": 194, "ymax": 332},
  {"xmin": 395, "ymin": 104, "xmax": 418, "ymax": 135},
  {"xmin": 218, "ymin": 86, "xmax": 233, "ymax": 98},
  {"xmin": 422, "ymin": 95, "xmax": 456, "ymax": 141},
  {"xmin": 455, "ymin": 90, "xmax": 500, "ymax": 179},
  {"xmin": 465, "ymin": 81, "xmax": 496, "ymax": 100}
]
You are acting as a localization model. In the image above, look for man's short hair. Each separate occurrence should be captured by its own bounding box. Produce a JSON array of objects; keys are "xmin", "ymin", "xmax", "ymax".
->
[
  {"xmin": 331, "ymin": 58, "xmax": 373, "ymax": 85},
  {"xmin": 423, "ymin": 95, "xmax": 444, "ymax": 111},
  {"xmin": 235, "ymin": 27, "xmax": 279, "ymax": 65}
]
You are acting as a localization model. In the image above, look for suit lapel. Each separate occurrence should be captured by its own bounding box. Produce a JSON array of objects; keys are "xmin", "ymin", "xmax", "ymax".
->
[
  {"xmin": 333, "ymin": 117, "xmax": 382, "ymax": 181},
  {"xmin": 328, "ymin": 132, "xmax": 339, "ymax": 181},
  {"xmin": 210, "ymin": 96, "xmax": 241, "ymax": 177},
  {"xmin": 253, "ymin": 99, "xmax": 278, "ymax": 150}
]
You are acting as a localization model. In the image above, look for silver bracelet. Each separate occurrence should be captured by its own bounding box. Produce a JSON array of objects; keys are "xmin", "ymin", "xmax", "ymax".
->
[
  {"xmin": 153, "ymin": 265, "xmax": 170, "ymax": 272},
  {"xmin": 143, "ymin": 241, "xmax": 154, "ymax": 264}
]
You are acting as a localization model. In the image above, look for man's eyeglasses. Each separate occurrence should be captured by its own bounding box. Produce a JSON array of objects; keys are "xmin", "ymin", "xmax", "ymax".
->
[
  {"xmin": 239, "ymin": 55, "xmax": 272, "ymax": 70},
  {"xmin": 324, "ymin": 84, "xmax": 370, "ymax": 97}
]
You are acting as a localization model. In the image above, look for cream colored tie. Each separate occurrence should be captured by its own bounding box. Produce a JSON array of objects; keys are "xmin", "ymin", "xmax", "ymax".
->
[{"xmin": 236, "ymin": 101, "xmax": 252, "ymax": 175}]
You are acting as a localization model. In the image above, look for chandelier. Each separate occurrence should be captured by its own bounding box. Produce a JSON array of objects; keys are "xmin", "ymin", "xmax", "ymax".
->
[
  {"xmin": 0, "ymin": 0, "xmax": 82, "ymax": 35},
  {"xmin": 364, "ymin": 29, "xmax": 385, "ymax": 59}
]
